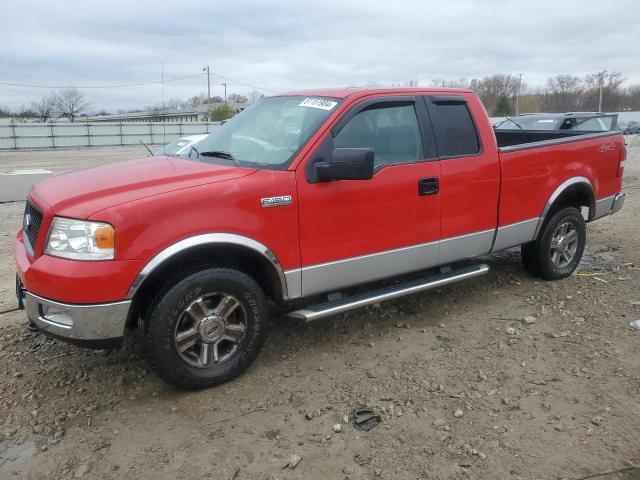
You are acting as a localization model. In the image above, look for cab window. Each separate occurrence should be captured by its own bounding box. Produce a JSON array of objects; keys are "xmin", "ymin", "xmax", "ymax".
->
[{"xmin": 333, "ymin": 104, "xmax": 423, "ymax": 168}]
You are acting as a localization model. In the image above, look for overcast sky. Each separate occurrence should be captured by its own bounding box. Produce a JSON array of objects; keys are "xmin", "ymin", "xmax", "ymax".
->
[{"xmin": 2, "ymin": 0, "xmax": 639, "ymax": 111}]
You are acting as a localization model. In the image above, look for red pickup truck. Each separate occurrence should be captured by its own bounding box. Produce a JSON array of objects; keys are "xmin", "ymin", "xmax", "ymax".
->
[{"xmin": 15, "ymin": 87, "xmax": 626, "ymax": 389}]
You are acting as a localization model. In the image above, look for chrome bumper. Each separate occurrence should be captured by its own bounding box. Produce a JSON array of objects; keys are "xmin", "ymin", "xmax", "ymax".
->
[
  {"xmin": 610, "ymin": 193, "xmax": 625, "ymax": 215},
  {"xmin": 592, "ymin": 193, "xmax": 625, "ymax": 220},
  {"xmin": 25, "ymin": 292, "xmax": 131, "ymax": 342}
]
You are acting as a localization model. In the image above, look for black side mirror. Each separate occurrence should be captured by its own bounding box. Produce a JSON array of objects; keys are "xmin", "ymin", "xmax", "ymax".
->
[{"xmin": 315, "ymin": 148, "xmax": 374, "ymax": 182}]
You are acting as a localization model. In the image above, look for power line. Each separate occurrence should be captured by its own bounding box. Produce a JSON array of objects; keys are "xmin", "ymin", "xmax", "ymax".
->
[
  {"xmin": 0, "ymin": 71, "xmax": 275, "ymax": 93},
  {"xmin": 208, "ymin": 72, "xmax": 275, "ymax": 93},
  {"xmin": 0, "ymin": 73, "xmax": 206, "ymax": 89}
]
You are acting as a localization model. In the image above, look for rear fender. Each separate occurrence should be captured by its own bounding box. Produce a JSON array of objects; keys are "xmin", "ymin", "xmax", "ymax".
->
[{"xmin": 534, "ymin": 176, "xmax": 595, "ymax": 238}]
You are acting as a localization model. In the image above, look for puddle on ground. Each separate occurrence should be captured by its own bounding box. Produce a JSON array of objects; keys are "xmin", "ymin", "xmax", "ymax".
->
[{"xmin": 579, "ymin": 249, "xmax": 621, "ymax": 272}]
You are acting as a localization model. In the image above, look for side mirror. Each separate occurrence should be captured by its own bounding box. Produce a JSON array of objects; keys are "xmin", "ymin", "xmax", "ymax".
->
[{"xmin": 315, "ymin": 148, "xmax": 374, "ymax": 182}]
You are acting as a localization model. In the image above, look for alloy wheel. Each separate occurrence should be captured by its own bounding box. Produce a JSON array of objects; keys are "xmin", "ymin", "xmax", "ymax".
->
[
  {"xmin": 550, "ymin": 221, "xmax": 578, "ymax": 268},
  {"xmin": 173, "ymin": 293, "xmax": 247, "ymax": 368}
]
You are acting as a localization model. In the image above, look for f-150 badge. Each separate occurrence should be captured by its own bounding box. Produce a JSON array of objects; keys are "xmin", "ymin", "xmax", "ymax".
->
[{"xmin": 261, "ymin": 195, "xmax": 292, "ymax": 208}]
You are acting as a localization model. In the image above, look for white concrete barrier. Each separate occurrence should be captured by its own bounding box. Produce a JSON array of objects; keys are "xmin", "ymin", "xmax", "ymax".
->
[{"xmin": 0, "ymin": 169, "xmax": 53, "ymax": 202}]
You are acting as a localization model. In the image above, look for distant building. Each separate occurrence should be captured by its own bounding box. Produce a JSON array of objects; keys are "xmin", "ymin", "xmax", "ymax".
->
[
  {"xmin": 87, "ymin": 108, "xmax": 205, "ymax": 123},
  {"xmin": 87, "ymin": 103, "xmax": 248, "ymax": 123}
]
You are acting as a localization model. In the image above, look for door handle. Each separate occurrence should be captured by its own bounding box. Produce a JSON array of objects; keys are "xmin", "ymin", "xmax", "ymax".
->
[{"xmin": 418, "ymin": 177, "xmax": 439, "ymax": 196}]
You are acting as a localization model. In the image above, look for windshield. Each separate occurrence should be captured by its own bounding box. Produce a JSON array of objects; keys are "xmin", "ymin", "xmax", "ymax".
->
[
  {"xmin": 192, "ymin": 95, "xmax": 340, "ymax": 168},
  {"xmin": 495, "ymin": 117, "xmax": 563, "ymax": 130},
  {"xmin": 572, "ymin": 116, "xmax": 616, "ymax": 131},
  {"xmin": 496, "ymin": 114, "xmax": 617, "ymax": 132}
]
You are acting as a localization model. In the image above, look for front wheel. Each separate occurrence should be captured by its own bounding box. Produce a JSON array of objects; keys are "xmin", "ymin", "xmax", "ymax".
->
[
  {"xmin": 521, "ymin": 207, "xmax": 586, "ymax": 280},
  {"xmin": 144, "ymin": 268, "xmax": 269, "ymax": 390}
]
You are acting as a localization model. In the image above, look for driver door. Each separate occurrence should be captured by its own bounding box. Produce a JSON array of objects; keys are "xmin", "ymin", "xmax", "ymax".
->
[{"xmin": 295, "ymin": 96, "xmax": 442, "ymax": 297}]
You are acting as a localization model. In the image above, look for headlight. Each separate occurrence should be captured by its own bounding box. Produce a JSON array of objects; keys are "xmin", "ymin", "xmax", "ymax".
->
[{"xmin": 45, "ymin": 217, "xmax": 115, "ymax": 260}]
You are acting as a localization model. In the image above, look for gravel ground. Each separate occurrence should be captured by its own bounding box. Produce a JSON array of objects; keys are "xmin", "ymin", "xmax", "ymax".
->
[{"xmin": 0, "ymin": 139, "xmax": 639, "ymax": 479}]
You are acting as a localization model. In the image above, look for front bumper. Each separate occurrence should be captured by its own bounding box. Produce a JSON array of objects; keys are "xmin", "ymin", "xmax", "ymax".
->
[{"xmin": 24, "ymin": 291, "xmax": 130, "ymax": 347}]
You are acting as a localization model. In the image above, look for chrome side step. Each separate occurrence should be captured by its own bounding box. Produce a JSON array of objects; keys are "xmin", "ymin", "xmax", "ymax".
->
[{"xmin": 286, "ymin": 264, "xmax": 489, "ymax": 323}]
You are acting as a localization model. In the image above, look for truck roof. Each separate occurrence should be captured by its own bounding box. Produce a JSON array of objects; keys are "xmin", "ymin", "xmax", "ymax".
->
[{"xmin": 277, "ymin": 86, "xmax": 473, "ymax": 99}]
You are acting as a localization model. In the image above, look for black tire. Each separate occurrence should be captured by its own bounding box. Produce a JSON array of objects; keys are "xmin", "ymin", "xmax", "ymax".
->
[
  {"xmin": 521, "ymin": 206, "xmax": 586, "ymax": 280},
  {"xmin": 144, "ymin": 268, "xmax": 269, "ymax": 390}
]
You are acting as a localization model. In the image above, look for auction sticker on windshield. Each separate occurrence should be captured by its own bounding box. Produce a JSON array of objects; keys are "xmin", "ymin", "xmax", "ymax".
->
[{"xmin": 299, "ymin": 98, "xmax": 338, "ymax": 110}]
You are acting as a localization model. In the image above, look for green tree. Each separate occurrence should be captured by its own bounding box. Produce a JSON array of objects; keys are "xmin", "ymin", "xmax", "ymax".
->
[
  {"xmin": 212, "ymin": 103, "xmax": 234, "ymax": 121},
  {"xmin": 492, "ymin": 95, "xmax": 513, "ymax": 116}
]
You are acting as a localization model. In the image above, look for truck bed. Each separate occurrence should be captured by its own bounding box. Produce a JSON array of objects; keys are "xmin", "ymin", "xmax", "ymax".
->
[
  {"xmin": 495, "ymin": 129, "xmax": 614, "ymax": 148},
  {"xmin": 496, "ymin": 129, "xmax": 624, "ymax": 227}
]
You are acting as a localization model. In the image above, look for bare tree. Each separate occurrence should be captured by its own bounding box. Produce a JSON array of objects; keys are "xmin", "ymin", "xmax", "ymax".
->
[
  {"xmin": 12, "ymin": 104, "xmax": 35, "ymax": 122},
  {"xmin": 164, "ymin": 97, "xmax": 184, "ymax": 110},
  {"xmin": 189, "ymin": 93, "xmax": 224, "ymax": 108},
  {"xmin": 54, "ymin": 87, "xmax": 90, "ymax": 122},
  {"xmin": 148, "ymin": 104, "xmax": 165, "ymax": 121},
  {"xmin": 545, "ymin": 75, "xmax": 583, "ymax": 112},
  {"xmin": 246, "ymin": 90, "xmax": 266, "ymax": 104},
  {"xmin": 431, "ymin": 78, "xmax": 472, "ymax": 89},
  {"xmin": 625, "ymin": 84, "xmax": 640, "ymax": 110},
  {"xmin": 31, "ymin": 93, "xmax": 57, "ymax": 122},
  {"xmin": 189, "ymin": 93, "xmax": 208, "ymax": 107},
  {"xmin": 467, "ymin": 74, "xmax": 519, "ymax": 113},
  {"xmin": 583, "ymin": 71, "xmax": 625, "ymax": 111},
  {"xmin": 227, "ymin": 93, "xmax": 248, "ymax": 104}
]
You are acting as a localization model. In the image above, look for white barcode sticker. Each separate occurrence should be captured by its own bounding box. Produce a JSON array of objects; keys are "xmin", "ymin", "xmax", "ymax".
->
[{"xmin": 299, "ymin": 98, "xmax": 338, "ymax": 110}]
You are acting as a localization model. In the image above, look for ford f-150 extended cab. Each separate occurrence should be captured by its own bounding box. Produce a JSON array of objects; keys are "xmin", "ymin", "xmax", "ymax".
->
[{"xmin": 15, "ymin": 87, "xmax": 626, "ymax": 389}]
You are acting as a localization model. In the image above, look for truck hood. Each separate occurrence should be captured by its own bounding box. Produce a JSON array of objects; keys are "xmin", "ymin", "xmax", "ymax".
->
[{"xmin": 30, "ymin": 156, "xmax": 256, "ymax": 218}]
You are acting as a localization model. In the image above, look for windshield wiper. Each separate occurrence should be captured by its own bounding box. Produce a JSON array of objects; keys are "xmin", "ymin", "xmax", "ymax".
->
[
  {"xmin": 501, "ymin": 118, "xmax": 522, "ymax": 130},
  {"xmin": 200, "ymin": 150, "xmax": 239, "ymax": 165},
  {"xmin": 201, "ymin": 150, "xmax": 234, "ymax": 159},
  {"xmin": 189, "ymin": 145, "xmax": 200, "ymax": 159}
]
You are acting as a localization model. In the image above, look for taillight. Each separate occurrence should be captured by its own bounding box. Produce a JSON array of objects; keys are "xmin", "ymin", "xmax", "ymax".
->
[{"xmin": 618, "ymin": 145, "xmax": 626, "ymax": 178}]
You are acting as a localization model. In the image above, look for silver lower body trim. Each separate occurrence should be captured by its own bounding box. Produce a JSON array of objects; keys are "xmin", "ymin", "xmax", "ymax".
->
[
  {"xmin": 439, "ymin": 229, "xmax": 494, "ymax": 264},
  {"xmin": 289, "ymin": 229, "xmax": 494, "ymax": 298},
  {"xmin": 298, "ymin": 239, "xmax": 438, "ymax": 297},
  {"xmin": 25, "ymin": 292, "xmax": 131, "ymax": 341},
  {"xmin": 491, "ymin": 218, "xmax": 540, "ymax": 252},
  {"xmin": 284, "ymin": 269, "xmax": 302, "ymax": 299}
]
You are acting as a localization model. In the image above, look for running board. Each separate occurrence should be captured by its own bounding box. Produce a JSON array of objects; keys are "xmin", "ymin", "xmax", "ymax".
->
[{"xmin": 286, "ymin": 264, "xmax": 489, "ymax": 323}]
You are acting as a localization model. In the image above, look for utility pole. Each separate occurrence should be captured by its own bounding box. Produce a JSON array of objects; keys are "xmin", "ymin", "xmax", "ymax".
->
[
  {"xmin": 222, "ymin": 83, "xmax": 227, "ymax": 104},
  {"xmin": 161, "ymin": 62, "xmax": 166, "ymax": 148},
  {"xmin": 598, "ymin": 80, "xmax": 604, "ymax": 112},
  {"xmin": 161, "ymin": 62, "xmax": 165, "ymax": 114},
  {"xmin": 515, "ymin": 73, "xmax": 523, "ymax": 116},
  {"xmin": 202, "ymin": 66, "xmax": 211, "ymax": 118}
]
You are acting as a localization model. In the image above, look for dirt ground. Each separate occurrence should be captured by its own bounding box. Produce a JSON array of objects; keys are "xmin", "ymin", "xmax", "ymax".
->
[{"xmin": 1, "ymin": 140, "xmax": 639, "ymax": 480}]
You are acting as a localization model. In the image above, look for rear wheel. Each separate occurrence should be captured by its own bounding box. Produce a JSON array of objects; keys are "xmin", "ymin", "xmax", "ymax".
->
[
  {"xmin": 521, "ymin": 207, "xmax": 586, "ymax": 280},
  {"xmin": 144, "ymin": 268, "xmax": 269, "ymax": 390}
]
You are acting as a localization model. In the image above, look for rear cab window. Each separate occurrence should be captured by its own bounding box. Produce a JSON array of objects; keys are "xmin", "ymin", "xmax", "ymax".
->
[{"xmin": 425, "ymin": 96, "xmax": 481, "ymax": 157}]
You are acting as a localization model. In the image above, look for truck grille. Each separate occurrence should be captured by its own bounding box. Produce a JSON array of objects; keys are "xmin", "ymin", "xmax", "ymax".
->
[{"xmin": 23, "ymin": 202, "xmax": 43, "ymax": 255}]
